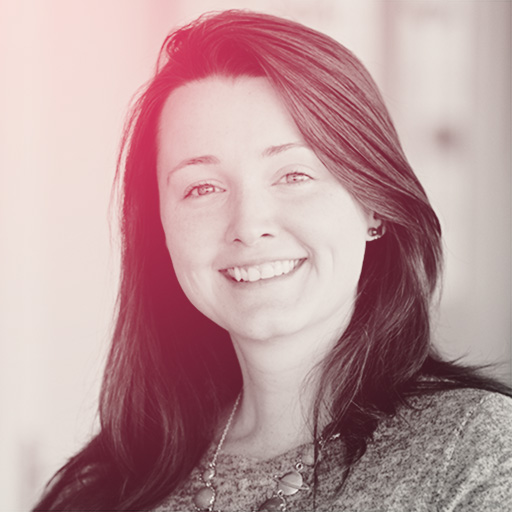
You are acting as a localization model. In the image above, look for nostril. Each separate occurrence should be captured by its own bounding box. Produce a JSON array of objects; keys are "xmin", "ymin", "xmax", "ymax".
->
[{"xmin": 232, "ymin": 232, "xmax": 273, "ymax": 245}]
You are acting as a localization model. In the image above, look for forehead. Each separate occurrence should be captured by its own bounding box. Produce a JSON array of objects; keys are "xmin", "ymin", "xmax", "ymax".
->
[{"xmin": 157, "ymin": 76, "xmax": 304, "ymax": 163}]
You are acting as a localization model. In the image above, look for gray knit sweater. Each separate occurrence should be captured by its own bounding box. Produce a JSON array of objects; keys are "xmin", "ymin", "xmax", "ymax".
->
[{"xmin": 153, "ymin": 388, "xmax": 512, "ymax": 511}]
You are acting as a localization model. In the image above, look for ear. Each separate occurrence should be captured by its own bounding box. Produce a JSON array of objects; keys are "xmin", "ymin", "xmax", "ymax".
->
[{"xmin": 365, "ymin": 212, "xmax": 385, "ymax": 242}]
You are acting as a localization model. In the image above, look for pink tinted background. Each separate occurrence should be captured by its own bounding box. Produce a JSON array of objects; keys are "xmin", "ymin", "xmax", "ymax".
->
[{"xmin": 0, "ymin": 1, "xmax": 509, "ymax": 509}]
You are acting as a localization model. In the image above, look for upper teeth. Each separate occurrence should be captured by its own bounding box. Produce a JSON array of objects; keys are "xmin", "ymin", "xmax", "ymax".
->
[{"xmin": 226, "ymin": 259, "xmax": 302, "ymax": 282}]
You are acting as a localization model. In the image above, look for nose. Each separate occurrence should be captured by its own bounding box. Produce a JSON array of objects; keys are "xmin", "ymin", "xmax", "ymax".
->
[{"xmin": 225, "ymin": 188, "xmax": 276, "ymax": 246}]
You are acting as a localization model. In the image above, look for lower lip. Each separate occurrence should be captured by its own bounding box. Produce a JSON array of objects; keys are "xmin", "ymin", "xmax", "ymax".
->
[{"xmin": 221, "ymin": 259, "xmax": 307, "ymax": 285}]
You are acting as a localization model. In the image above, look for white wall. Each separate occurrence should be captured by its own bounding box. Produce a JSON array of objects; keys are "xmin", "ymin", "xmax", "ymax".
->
[
  {"xmin": 0, "ymin": 1, "xmax": 177, "ymax": 508},
  {"xmin": 381, "ymin": 1, "xmax": 511, "ymax": 376},
  {"xmin": 0, "ymin": 1, "xmax": 509, "ymax": 509}
]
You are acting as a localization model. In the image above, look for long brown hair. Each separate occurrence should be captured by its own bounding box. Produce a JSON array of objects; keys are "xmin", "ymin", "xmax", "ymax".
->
[{"xmin": 34, "ymin": 10, "xmax": 510, "ymax": 510}]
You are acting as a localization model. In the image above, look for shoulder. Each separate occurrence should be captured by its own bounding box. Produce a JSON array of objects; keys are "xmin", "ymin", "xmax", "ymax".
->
[
  {"xmin": 387, "ymin": 388, "xmax": 512, "ymax": 469},
  {"xmin": 331, "ymin": 388, "xmax": 512, "ymax": 511},
  {"xmin": 382, "ymin": 387, "xmax": 512, "ymax": 463},
  {"xmin": 389, "ymin": 387, "xmax": 512, "ymax": 441},
  {"xmin": 412, "ymin": 388, "xmax": 512, "ymax": 510}
]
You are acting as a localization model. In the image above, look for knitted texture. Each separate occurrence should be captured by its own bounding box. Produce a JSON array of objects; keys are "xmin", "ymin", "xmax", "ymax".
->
[{"xmin": 153, "ymin": 388, "xmax": 512, "ymax": 511}]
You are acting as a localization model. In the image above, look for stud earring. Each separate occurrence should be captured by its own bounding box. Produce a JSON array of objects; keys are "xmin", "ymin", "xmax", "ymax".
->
[{"xmin": 368, "ymin": 225, "xmax": 384, "ymax": 240}]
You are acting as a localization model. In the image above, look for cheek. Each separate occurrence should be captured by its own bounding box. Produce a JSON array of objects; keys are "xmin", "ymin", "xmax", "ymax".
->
[
  {"xmin": 330, "ymin": 215, "xmax": 368, "ymax": 269},
  {"xmin": 165, "ymin": 226, "xmax": 205, "ymax": 278},
  {"xmin": 302, "ymin": 199, "xmax": 368, "ymax": 285},
  {"xmin": 161, "ymin": 207, "xmax": 221, "ymax": 294},
  {"xmin": 296, "ymin": 192, "xmax": 368, "ymax": 249},
  {"xmin": 163, "ymin": 229, "xmax": 210, "ymax": 317}
]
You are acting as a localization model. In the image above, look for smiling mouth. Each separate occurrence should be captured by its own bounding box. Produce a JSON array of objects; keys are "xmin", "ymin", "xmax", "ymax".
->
[{"xmin": 221, "ymin": 258, "xmax": 306, "ymax": 283}]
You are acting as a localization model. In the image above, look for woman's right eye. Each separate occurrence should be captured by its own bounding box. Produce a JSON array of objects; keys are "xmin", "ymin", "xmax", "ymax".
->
[{"xmin": 184, "ymin": 183, "xmax": 224, "ymax": 198}]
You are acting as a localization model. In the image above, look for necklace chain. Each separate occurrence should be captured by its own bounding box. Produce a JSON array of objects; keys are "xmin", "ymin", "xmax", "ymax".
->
[
  {"xmin": 211, "ymin": 392, "xmax": 241, "ymax": 468},
  {"xmin": 192, "ymin": 393, "xmax": 241, "ymax": 512},
  {"xmin": 193, "ymin": 393, "xmax": 316, "ymax": 512}
]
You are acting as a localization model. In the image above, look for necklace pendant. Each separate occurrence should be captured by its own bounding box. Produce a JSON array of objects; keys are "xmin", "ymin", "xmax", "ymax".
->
[
  {"xmin": 257, "ymin": 494, "xmax": 287, "ymax": 511},
  {"xmin": 193, "ymin": 485, "xmax": 216, "ymax": 511},
  {"xmin": 277, "ymin": 470, "xmax": 303, "ymax": 496},
  {"xmin": 203, "ymin": 465, "xmax": 216, "ymax": 481},
  {"xmin": 301, "ymin": 444, "xmax": 315, "ymax": 466}
]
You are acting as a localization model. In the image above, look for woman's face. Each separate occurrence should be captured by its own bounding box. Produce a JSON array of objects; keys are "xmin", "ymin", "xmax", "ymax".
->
[{"xmin": 157, "ymin": 76, "xmax": 374, "ymax": 343}]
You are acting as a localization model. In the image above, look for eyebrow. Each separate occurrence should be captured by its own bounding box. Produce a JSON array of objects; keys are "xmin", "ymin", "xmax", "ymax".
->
[
  {"xmin": 167, "ymin": 142, "xmax": 309, "ymax": 181},
  {"xmin": 262, "ymin": 142, "xmax": 308, "ymax": 157},
  {"xmin": 169, "ymin": 155, "xmax": 220, "ymax": 176}
]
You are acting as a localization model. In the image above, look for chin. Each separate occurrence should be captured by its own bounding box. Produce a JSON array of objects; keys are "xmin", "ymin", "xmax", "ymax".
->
[{"xmin": 225, "ymin": 310, "xmax": 315, "ymax": 344}]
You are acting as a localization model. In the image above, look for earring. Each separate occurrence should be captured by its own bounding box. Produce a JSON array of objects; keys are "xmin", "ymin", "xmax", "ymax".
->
[{"xmin": 368, "ymin": 226, "xmax": 384, "ymax": 240}]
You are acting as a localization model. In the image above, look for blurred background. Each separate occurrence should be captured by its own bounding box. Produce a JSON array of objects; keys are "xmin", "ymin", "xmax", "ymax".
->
[{"xmin": 0, "ymin": 0, "xmax": 510, "ymax": 509}]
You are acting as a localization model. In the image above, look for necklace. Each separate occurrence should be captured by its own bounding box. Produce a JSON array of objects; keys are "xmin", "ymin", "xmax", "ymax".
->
[
  {"xmin": 193, "ymin": 393, "xmax": 241, "ymax": 511},
  {"xmin": 192, "ymin": 394, "xmax": 314, "ymax": 512}
]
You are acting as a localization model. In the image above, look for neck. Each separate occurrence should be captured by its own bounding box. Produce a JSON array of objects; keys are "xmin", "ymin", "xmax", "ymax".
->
[{"xmin": 223, "ymin": 325, "xmax": 340, "ymax": 460}]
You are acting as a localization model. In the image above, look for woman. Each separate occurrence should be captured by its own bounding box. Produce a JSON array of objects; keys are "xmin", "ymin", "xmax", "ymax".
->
[{"xmin": 34, "ymin": 10, "xmax": 511, "ymax": 511}]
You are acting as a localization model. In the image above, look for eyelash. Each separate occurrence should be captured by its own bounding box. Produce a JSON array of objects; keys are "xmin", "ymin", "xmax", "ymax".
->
[
  {"xmin": 184, "ymin": 182, "xmax": 224, "ymax": 198},
  {"xmin": 279, "ymin": 171, "xmax": 312, "ymax": 184}
]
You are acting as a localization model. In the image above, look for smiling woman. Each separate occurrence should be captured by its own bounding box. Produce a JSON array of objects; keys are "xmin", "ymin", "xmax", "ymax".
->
[
  {"xmin": 33, "ymin": 10, "xmax": 512, "ymax": 512},
  {"xmin": 157, "ymin": 77, "xmax": 375, "ymax": 345}
]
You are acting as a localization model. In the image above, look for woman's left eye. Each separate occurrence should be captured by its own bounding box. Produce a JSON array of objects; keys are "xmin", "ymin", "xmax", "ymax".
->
[{"xmin": 278, "ymin": 172, "xmax": 312, "ymax": 184}]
